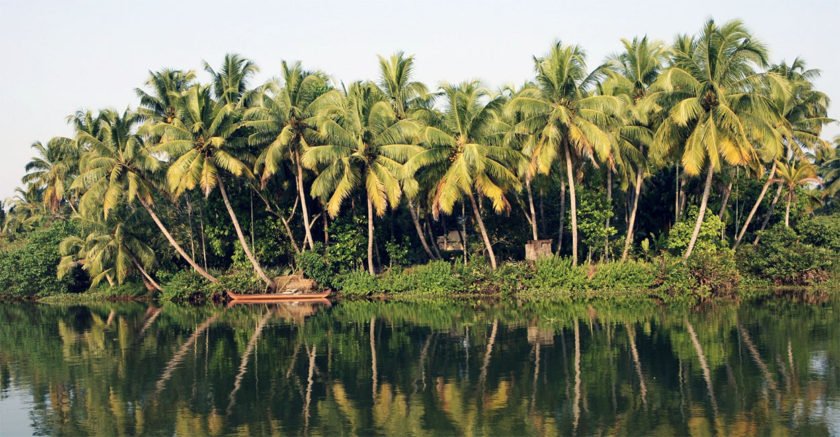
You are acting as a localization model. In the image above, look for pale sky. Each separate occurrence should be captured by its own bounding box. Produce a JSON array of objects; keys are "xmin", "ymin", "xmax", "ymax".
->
[{"xmin": 1, "ymin": 0, "xmax": 838, "ymax": 201}]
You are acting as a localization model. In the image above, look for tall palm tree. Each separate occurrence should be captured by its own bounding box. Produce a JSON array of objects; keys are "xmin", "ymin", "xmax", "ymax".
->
[
  {"xmin": 2, "ymin": 186, "xmax": 45, "ymax": 235},
  {"xmin": 21, "ymin": 137, "xmax": 78, "ymax": 214},
  {"xmin": 303, "ymin": 82, "xmax": 420, "ymax": 274},
  {"xmin": 153, "ymin": 84, "xmax": 273, "ymax": 287},
  {"xmin": 407, "ymin": 81, "xmax": 521, "ymax": 270},
  {"xmin": 733, "ymin": 59, "xmax": 830, "ymax": 247},
  {"xmin": 135, "ymin": 69, "xmax": 196, "ymax": 123},
  {"xmin": 774, "ymin": 160, "xmax": 819, "ymax": 227},
  {"xmin": 72, "ymin": 109, "xmax": 217, "ymax": 283},
  {"xmin": 204, "ymin": 54, "xmax": 259, "ymax": 107},
  {"xmin": 816, "ymin": 137, "xmax": 840, "ymax": 201},
  {"xmin": 652, "ymin": 19, "xmax": 774, "ymax": 258},
  {"xmin": 602, "ymin": 36, "xmax": 668, "ymax": 260},
  {"xmin": 509, "ymin": 42, "xmax": 620, "ymax": 264},
  {"xmin": 377, "ymin": 52, "xmax": 437, "ymax": 259},
  {"xmin": 243, "ymin": 61, "xmax": 340, "ymax": 250}
]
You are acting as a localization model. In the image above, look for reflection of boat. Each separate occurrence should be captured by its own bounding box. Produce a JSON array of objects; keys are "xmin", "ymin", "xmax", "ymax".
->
[{"xmin": 226, "ymin": 290, "xmax": 332, "ymax": 304}]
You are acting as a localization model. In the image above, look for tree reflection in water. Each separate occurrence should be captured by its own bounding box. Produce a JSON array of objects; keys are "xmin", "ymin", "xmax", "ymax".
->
[{"xmin": 0, "ymin": 295, "xmax": 838, "ymax": 436}]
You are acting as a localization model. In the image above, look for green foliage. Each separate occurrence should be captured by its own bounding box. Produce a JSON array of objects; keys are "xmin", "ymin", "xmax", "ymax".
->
[
  {"xmin": 159, "ymin": 270, "xmax": 212, "ymax": 303},
  {"xmin": 656, "ymin": 250, "xmax": 740, "ymax": 300},
  {"xmin": 295, "ymin": 244, "xmax": 336, "ymax": 289},
  {"xmin": 667, "ymin": 207, "xmax": 725, "ymax": 255},
  {"xmin": 336, "ymin": 270, "xmax": 380, "ymax": 296},
  {"xmin": 576, "ymin": 188, "xmax": 616, "ymax": 257},
  {"xmin": 589, "ymin": 261, "xmax": 656, "ymax": 291},
  {"xmin": 796, "ymin": 214, "xmax": 840, "ymax": 252},
  {"xmin": 385, "ymin": 237, "xmax": 411, "ymax": 268},
  {"xmin": 337, "ymin": 261, "xmax": 465, "ymax": 296},
  {"xmin": 526, "ymin": 257, "xmax": 587, "ymax": 292},
  {"xmin": 209, "ymin": 269, "xmax": 270, "ymax": 294},
  {"xmin": 738, "ymin": 224, "xmax": 832, "ymax": 285},
  {"xmin": 0, "ymin": 222, "xmax": 86, "ymax": 298},
  {"xmin": 325, "ymin": 217, "xmax": 366, "ymax": 272}
]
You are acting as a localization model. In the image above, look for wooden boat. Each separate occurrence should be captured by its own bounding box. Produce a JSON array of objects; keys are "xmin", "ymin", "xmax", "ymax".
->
[{"xmin": 226, "ymin": 290, "xmax": 332, "ymax": 303}]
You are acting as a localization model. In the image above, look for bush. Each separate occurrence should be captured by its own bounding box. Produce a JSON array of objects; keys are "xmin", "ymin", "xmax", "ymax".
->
[
  {"xmin": 738, "ymin": 224, "xmax": 832, "ymax": 285},
  {"xmin": 336, "ymin": 260, "xmax": 466, "ymax": 296},
  {"xmin": 588, "ymin": 261, "xmax": 656, "ymax": 291},
  {"xmin": 336, "ymin": 270, "xmax": 379, "ymax": 296},
  {"xmin": 654, "ymin": 250, "xmax": 740, "ymax": 300},
  {"xmin": 666, "ymin": 207, "xmax": 725, "ymax": 255},
  {"xmin": 404, "ymin": 261, "xmax": 465, "ymax": 294},
  {"xmin": 209, "ymin": 268, "xmax": 269, "ymax": 294},
  {"xmin": 796, "ymin": 214, "xmax": 840, "ymax": 252},
  {"xmin": 295, "ymin": 244, "xmax": 336, "ymax": 288},
  {"xmin": 0, "ymin": 222, "xmax": 86, "ymax": 298},
  {"xmin": 526, "ymin": 256, "xmax": 587, "ymax": 291},
  {"xmin": 160, "ymin": 270, "xmax": 212, "ymax": 303}
]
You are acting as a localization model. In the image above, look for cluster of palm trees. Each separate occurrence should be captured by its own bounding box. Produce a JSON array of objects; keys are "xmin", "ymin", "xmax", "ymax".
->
[{"xmin": 3, "ymin": 19, "xmax": 836, "ymax": 290}]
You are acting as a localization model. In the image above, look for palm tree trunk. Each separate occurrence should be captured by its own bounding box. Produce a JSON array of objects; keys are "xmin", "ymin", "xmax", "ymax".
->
[
  {"xmin": 132, "ymin": 257, "xmax": 162, "ymax": 292},
  {"xmin": 468, "ymin": 192, "xmax": 497, "ymax": 270},
  {"xmin": 564, "ymin": 142, "xmax": 579, "ymax": 265},
  {"xmin": 138, "ymin": 198, "xmax": 217, "ymax": 283},
  {"xmin": 294, "ymin": 150, "xmax": 315, "ymax": 250},
  {"xmin": 785, "ymin": 192, "xmax": 792, "ymax": 228},
  {"xmin": 734, "ymin": 162, "xmax": 776, "ymax": 248},
  {"xmin": 525, "ymin": 178, "xmax": 539, "ymax": 241},
  {"xmin": 218, "ymin": 178, "xmax": 273, "ymax": 287},
  {"xmin": 718, "ymin": 181, "xmax": 732, "ymax": 240},
  {"xmin": 754, "ymin": 183, "xmax": 784, "ymax": 245},
  {"xmin": 674, "ymin": 164, "xmax": 681, "ymax": 223},
  {"xmin": 683, "ymin": 164, "xmax": 714, "ymax": 259},
  {"xmin": 408, "ymin": 200, "xmax": 435, "ymax": 259},
  {"xmin": 367, "ymin": 197, "xmax": 376, "ymax": 275},
  {"xmin": 557, "ymin": 178, "xmax": 566, "ymax": 255},
  {"xmin": 604, "ymin": 169, "xmax": 612, "ymax": 261},
  {"xmin": 622, "ymin": 169, "xmax": 644, "ymax": 261}
]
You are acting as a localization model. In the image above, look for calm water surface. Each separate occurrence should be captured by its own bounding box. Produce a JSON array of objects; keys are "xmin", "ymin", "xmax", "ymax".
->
[{"xmin": 0, "ymin": 294, "xmax": 839, "ymax": 436}]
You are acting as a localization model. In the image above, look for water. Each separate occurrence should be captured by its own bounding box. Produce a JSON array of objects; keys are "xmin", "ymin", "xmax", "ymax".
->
[{"xmin": 0, "ymin": 295, "xmax": 838, "ymax": 436}]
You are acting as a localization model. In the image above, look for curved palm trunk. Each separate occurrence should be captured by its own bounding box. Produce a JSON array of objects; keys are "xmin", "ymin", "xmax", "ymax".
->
[
  {"xmin": 294, "ymin": 151, "xmax": 316, "ymax": 250},
  {"xmin": 408, "ymin": 200, "xmax": 435, "ymax": 259},
  {"xmin": 367, "ymin": 197, "xmax": 376, "ymax": 275},
  {"xmin": 139, "ymin": 198, "xmax": 217, "ymax": 283},
  {"xmin": 132, "ymin": 257, "xmax": 162, "ymax": 292},
  {"xmin": 754, "ymin": 183, "xmax": 784, "ymax": 245},
  {"xmin": 718, "ymin": 181, "xmax": 733, "ymax": 240},
  {"xmin": 622, "ymin": 169, "xmax": 644, "ymax": 261},
  {"xmin": 468, "ymin": 193, "xmax": 497, "ymax": 270},
  {"xmin": 734, "ymin": 162, "xmax": 776, "ymax": 248},
  {"xmin": 218, "ymin": 178, "xmax": 273, "ymax": 287},
  {"xmin": 557, "ymin": 178, "xmax": 566, "ymax": 255},
  {"xmin": 683, "ymin": 165, "xmax": 714, "ymax": 259},
  {"xmin": 564, "ymin": 142, "xmax": 579, "ymax": 265},
  {"xmin": 525, "ymin": 178, "xmax": 539, "ymax": 241}
]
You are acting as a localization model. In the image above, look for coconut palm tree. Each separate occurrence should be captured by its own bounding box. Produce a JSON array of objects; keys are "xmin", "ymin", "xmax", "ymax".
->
[
  {"xmin": 509, "ymin": 42, "xmax": 621, "ymax": 265},
  {"xmin": 58, "ymin": 218, "xmax": 161, "ymax": 290},
  {"xmin": 204, "ymin": 54, "xmax": 259, "ymax": 107},
  {"xmin": 303, "ymin": 81, "xmax": 420, "ymax": 274},
  {"xmin": 406, "ymin": 81, "xmax": 521, "ymax": 270},
  {"xmin": 2, "ymin": 186, "xmax": 45, "ymax": 235},
  {"xmin": 72, "ymin": 109, "xmax": 217, "ymax": 283},
  {"xmin": 242, "ymin": 61, "xmax": 340, "ymax": 250},
  {"xmin": 21, "ymin": 137, "xmax": 78, "ymax": 214},
  {"xmin": 602, "ymin": 36, "xmax": 668, "ymax": 261},
  {"xmin": 135, "ymin": 69, "xmax": 196, "ymax": 123},
  {"xmin": 152, "ymin": 84, "xmax": 273, "ymax": 287},
  {"xmin": 774, "ymin": 160, "xmax": 820, "ymax": 227},
  {"xmin": 816, "ymin": 137, "xmax": 840, "ymax": 201},
  {"xmin": 733, "ymin": 59, "xmax": 830, "ymax": 247},
  {"xmin": 652, "ymin": 19, "xmax": 774, "ymax": 258},
  {"xmin": 377, "ymin": 52, "xmax": 438, "ymax": 259}
]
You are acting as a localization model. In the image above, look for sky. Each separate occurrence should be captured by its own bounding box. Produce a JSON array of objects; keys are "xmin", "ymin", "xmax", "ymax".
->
[{"xmin": 0, "ymin": 0, "xmax": 838, "ymax": 201}]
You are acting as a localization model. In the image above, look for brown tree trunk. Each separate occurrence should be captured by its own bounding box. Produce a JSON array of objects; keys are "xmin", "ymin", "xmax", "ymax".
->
[
  {"xmin": 734, "ymin": 162, "xmax": 776, "ymax": 248},
  {"xmin": 218, "ymin": 178, "xmax": 273, "ymax": 287},
  {"xmin": 718, "ymin": 181, "xmax": 733, "ymax": 240},
  {"xmin": 138, "ymin": 198, "xmax": 217, "ymax": 283},
  {"xmin": 754, "ymin": 183, "xmax": 784, "ymax": 245},
  {"xmin": 408, "ymin": 200, "xmax": 435, "ymax": 259},
  {"xmin": 525, "ymin": 178, "xmax": 539, "ymax": 241},
  {"xmin": 468, "ymin": 193, "xmax": 497, "ymax": 270},
  {"xmin": 622, "ymin": 169, "xmax": 644, "ymax": 261},
  {"xmin": 604, "ymin": 169, "xmax": 612, "ymax": 261},
  {"xmin": 785, "ymin": 192, "xmax": 792, "ymax": 228},
  {"xmin": 674, "ymin": 164, "xmax": 681, "ymax": 222},
  {"xmin": 132, "ymin": 257, "xmax": 162, "ymax": 291},
  {"xmin": 294, "ymin": 150, "xmax": 315, "ymax": 250},
  {"xmin": 558, "ymin": 178, "xmax": 566, "ymax": 255},
  {"xmin": 367, "ymin": 197, "xmax": 376, "ymax": 275},
  {"xmin": 564, "ymin": 142, "xmax": 579, "ymax": 265},
  {"xmin": 683, "ymin": 164, "xmax": 714, "ymax": 259}
]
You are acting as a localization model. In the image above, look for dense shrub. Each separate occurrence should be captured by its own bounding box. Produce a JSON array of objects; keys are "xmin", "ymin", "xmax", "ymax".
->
[
  {"xmin": 525, "ymin": 256, "xmax": 587, "ymax": 291},
  {"xmin": 588, "ymin": 261, "xmax": 656, "ymax": 291},
  {"xmin": 0, "ymin": 222, "xmax": 86, "ymax": 298},
  {"xmin": 295, "ymin": 244, "xmax": 336, "ymax": 288},
  {"xmin": 160, "ymin": 270, "xmax": 212, "ymax": 303},
  {"xmin": 666, "ymin": 207, "xmax": 725, "ymax": 255},
  {"xmin": 654, "ymin": 250, "xmax": 740, "ymax": 300},
  {"xmin": 738, "ymin": 224, "xmax": 832, "ymax": 285},
  {"xmin": 796, "ymin": 214, "xmax": 840, "ymax": 252},
  {"xmin": 336, "ymin": 261, "xmax": 465, "ymax": 296},
  {"xmin": 209, "ymin": 268, "xmax": 269, "ymax": 294},
  {"xmin": 335, "ymin": 270, "xmax": 379, "ymax": 296}
]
